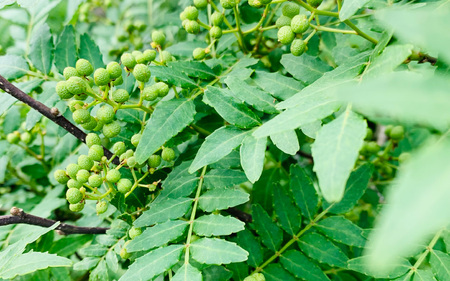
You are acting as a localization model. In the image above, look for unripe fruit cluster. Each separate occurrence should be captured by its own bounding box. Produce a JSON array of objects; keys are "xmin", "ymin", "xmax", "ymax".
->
[{"xmin": 275, "ymin": 3, "xmax": 309, "ymax": 56}]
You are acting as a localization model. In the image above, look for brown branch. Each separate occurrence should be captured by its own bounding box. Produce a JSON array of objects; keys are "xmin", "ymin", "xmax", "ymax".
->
[
  {"xmin": 226, "ymin": 207, "xmax": 252, "ymax": 223},
  {"xmin": 297, "ymin": 150, "xmax": 314, "ymax": 162},
  {"xmin": 0, "ymin": 74, "xmax": 119, "ymax": 165},
  {"xmin": 0, "ymin": 207, "xmax": 109, "ymax": 235}
]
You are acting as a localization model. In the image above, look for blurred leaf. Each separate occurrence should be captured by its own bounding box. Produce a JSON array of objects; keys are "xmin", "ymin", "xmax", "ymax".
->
[
  {"xmin": 347, "ymin": 256, "xmax": 411, "ymax": 278},
  {"xmin": 363, "ymin": 44, "xmax": 413, "ymax": 79},
  {"xmin": 252, "ymin": 204, "xmax": 283, "ymax": 252},
  {"xmin": 298, "ymin": 232, "xmax": 348, "ymax": 267},
  {"xmin": 134, "ymin": 197, "xmax": 193, "ymax": 228},
  {"xmin": 314, "ymin": 216, "xmax": 366, "ymax": 247},
  {"xmin": 90, "ymin": 259, "xmax": 108, "ymax": 281},
  {"xmin": 193, "ymin": 214, "xmax": 245, "ymax": 237},
  {"xmin": 289, "ymin": 165, "xmax": 318, "ymax": 221},
  {"xmin": 279, "ymin": 250, "xmax": 330, "ymax": 281},
  {"xmin": 78, "ymin": 33, "xmax": 104, "ymax": 69},
  {"xmin": 240, "ymin": 135, "xmax": 266, "ymax": 183},
  {"xmin": 29, "ymin": 23, "xmax": 53, "ymax": 75},
  {"xmin": 190, "ymin": 238, "xmax": 248, "ymax": 265},
  {"xmin": 340, "ymin": 0, "xmax": 371, "ymax": 21},
  {"xmin": 198, "ymin": 188, "xmax": 249, "ymax": 212},
  {"xmin": 0, "ymin": 55, "xmax": 29, "ymax": 80}
]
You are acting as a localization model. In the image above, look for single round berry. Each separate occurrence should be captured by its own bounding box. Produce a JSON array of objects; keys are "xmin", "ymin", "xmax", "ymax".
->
[
  {"xmin": 152, "ymin": 31, "xmax": 166, "ymax": 46},
  {"xmin": 76, "ymin": 169, "xmax": 90, "ymax": 183},
  {"xmin": 78, "ymin": 155, "xmax": 94, "ymax": 170},
  {"xmin": 117, "ymin": 178, "xmax": 132, "ymax": 193},
  {"xmin": 282, "ymin": 2, "xmax": 300, "ymax": 18},
  {"xmin": 56, "ymin": 81, "xmax": 73, "ymax": 99},
  {"xmin": 276, "ymin": 15, "xmax": 292, "ymax": 28},
  {"xmin": 96, "ymin": 201, "xmax": 108, "ymax": 214},
  {"xmin": 20, "ymin": 132, "xmax": 31, "ymax": 144},
  {"xmin": 194, "ymin": 0, "xmax": 208, "ymax": 9},
  {"xmin": 389, "ymin": 126, "xmax": 404, "ymax": 140},
  {"xmin": 291, "ymin": 14, "xmax": 309, "ymax": 34},
  {"xmin": 155, "ymin": 82, "xmax": 169, "ymax": 97},
  {"xmin": 277, "ymin": 26, "xmax": 295, "ymax": 45},
  {"xmin": 103, "ymin": 121, "xmax": 121, "ymax": 138},
  {"xmin": 193, "ymin": 48, "xmax": 206, "ymax": 60},
  {"xmin": 113, "ymin": 76, "xmax": 123, "ymax": 86},
  {"xmin": 184, "ymin": 6, "xmax": 199, "ymax": 20},
  {"xmin": 106, "ymin": 61, "xmax": 122, "ymax": 79},
  {"xmin": 220, "ymin": 0, "xmax": 237, "ymax": 9},
  {"xmin": 307, "ymin": 0, "xmax": 322, "ymax": 8},
  {"xmin": 73, "ymin": 108, "xmax": 91, "ymax": 124},
  {"xmin": 54, "ymin": 169, "xmax": 69, "ymax": 184},
  {"xmin": 366, "ymin": 141, "xmax": 380, "ymax": 154},
  {"xmin": 112, "ymin": 142, "xmax": 126, "ymax": 155},
  {"xmin": 143, "ymin": 49, "xmax": 157, "ymax": 62},
  {"xmin": 290, "ymin": 39, "xmax": 306, "ymax": 56},
  {"xmin": 384, "ymin": 125, "xmax": 394, "ymax": 136},
  {"xmin": 398, "ymin": 152, "xmax": 411, "ymax": 163},
  {"xmin": 63, "ymin": 67, "xmax": 79, "ymax": 80},
  {"xmin": 69, "ymin": 202, "xmax": 84, "ymax": 212},
  {"xmin": 131, "ymin": 134, "xmax": 141, "ymax": 147},
  {"xmin": 66, "ymin": 76, "xmax": 86, "ymax": 95},
  {"xmin": 86, "ymin": 133, "xmax": 101, "ymax": 147},
  {"xmin": 67, "ymin": 178, "xmax": 83, "ymax": 189},
  {"xmin": 120, "ymin": 247, "xmax": 130, "ymax": 259},
  {"xmin": 365, "ymin": 128, "xmax": 373, "ymax": 140},
  {"xmin": 133, "ymin": 64, "xmax": 151, "ymax": 82},
  {"xmin": 112, "ymin": 89, "xmax": 130, "ymax": 103},
  {"xmin": 248, "ymin": 0, "xmax": 263, "ymax": 8},
  {"xmin": 148, "ymin": 154, "xmax": 161, "ymax": 168},
  {"xmin": 185, "ymin": 20, "xmax": 200, "ymax": 34},
  {"xmin": 132, "ymin": 51, "xmax": 143, "ymax": 58},
  {"xmin": 68, "ymin": 100, "xmax": 84, "ymax": 112},
  {"xmin": 106, "ymin": 169, "xmax": 121, "ymax": 183},
  {"xmin": 148, "ymin": 183, "xmax": 157, "ymax": 191},
  {"xmin": 161, "ymin": 147, "xmax": 176, "ymax": 162},
  {"xmin": 126, "ymin": 156, "xmax": 137, "ymax": 167},
  {"xmin": 96, "ymin": 105, "xmax": 115, "ymax": 124},
  {"xmin": 82, "ymin": 117, "xmax": 98, "ymax": 130},
  {"xmin": 142, "ymin": 86, "xmax": 159, "ymax": 101},
  {"xmin": 210, "ymin": 26, "xmax": 223, "ymax": 39},
  {"xmin": 211, "ymin": 12, "xmax": 224, "ymax": 26},
  {"xmin": 76, "ymin": 59, "xmax": 94, "ymax": 76},
  {"xmin": 66, "ymin": 163, "xmax": 81, "ymax": 179},
  {"xmin": 66, "ymin": 188, "xmax": 83, "ymax": 204},
  {"xmin": 74, "ymin": 93, "xmax": 88, "ymax": 100},
  {"xmin": 6, "ymin": 132, "xmax": 20, "ymax": 144},
  {"xmin": 160, "ymin": 50, "xmax": 173, "ymax": 63},
  {"xmin": 135, "ymin": 53, "xmax": 146, "ymax": 64},
  {"xmin": 88, "ymin": 144, "xmax": 104, "ymax": 161},
  {"xmin": 94, "ymin": 68, "xmax": 111, "ymax": 86},
  {"xmin": 129, "ymin": 226, "xmax": 142, "ymax": 239},
  {"xmin": 88, "ymin": 174, "xmax": 103, "ymax": 187},
  {"xmin": 121, "ymin": 53, "xmax": 137, "ymax": 70}
]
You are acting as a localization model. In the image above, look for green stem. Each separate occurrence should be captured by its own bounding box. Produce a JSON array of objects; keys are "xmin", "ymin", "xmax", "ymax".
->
[
  {"xmin": 310, "ymin": 24, "xmax": 357, "ymax": 34},
  {"xmin": 343, "ymin": 20, "xmax": 378, "ymax": 44},
  {"xmin": 233, "ymin": 5, "xmax": 248, "ymax": 53},
  {"xmin": 207, "ymin": 3, "xmax": 216, "ymax": 58},
  {"xmin": 125, "ymin": 171, "xmax": 150, "ymax": 198},
  {"xmin": 242, "ymin": 5, "xmax": 270, "ymax": 34}
]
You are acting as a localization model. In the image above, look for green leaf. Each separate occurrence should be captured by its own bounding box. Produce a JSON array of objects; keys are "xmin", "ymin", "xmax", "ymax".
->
[
  {"xmin": 314, "ymin": 216, "xmax": 366, "ymax": 247},
  {"xmin": 347, "ymin": 256, "xmax": 411, "ymax": 279},
  {"xmin": 105, "ymin": 250, "xmax": 119, "ymax": 273},
  {"xmin": 280, "ymin": 250, "xmax": 330, "ymax": 281},
  {"xmin": 312, "ymin": 107, "xmax": 367, "ymax": 202},
  {"xmin": 263, "ymin": 264, "xmax": 297, "ymax": 281},
  {"xmin": 225, "ymin": 77, "xmax": 278, "ymax": 114},
  {"xmin": 90, "ymin": 259, "xmax": 108, "ymax": 281},
  {"xmin": 0, "ymin": 55, "xmax": 29, "ymax": 80},
  {"xmin": 127, "ymin": 220, "xmax": 189, "ymax": 252},
  {"xmin": 280, "ymin": 54, "xmax": 333, "ymax": 85},
  {"xmin": 29, "ymin": 23, "xmax": 53, "ymax": 75},
  {"xmin": 413, "ymin": 269, "xmax": 437, "ymax": 281},
  {"xmin": 189, "ymin": 126, "xmax": 249, "ymax": 173},
  {"xmin": 49, "ymin": 235, "xmax": 92, "ymax": 256},
  {"xmin": 252, "ymin": 204, "xmax": 283, "ymax": 252},
  {"xmin": 190, "ymin": 238, "xmax": 248, "ymax": 265},
  {"xmin": 172, "ymin": 263, "xmax": 202, "ymax": 281},
  {"xmin": 155, "ymin": 161, "xmax": 199, "ymax": 202},
  {"xmin": 150, "ymin": 65, "xmax": 198, "ymax": 89},
  {"xmin": 298, "ymin": 232, "xmax": 348, "ymax": 267},
  {"xmin": 324, "ymin": 163, "xmax": 372, "ymax": 214},
  {"xmin": 363, "ymin": 44, "xmax": 413, "ymax": 79},
  {"xmin": 236, "ymin": 229, "xmax": 263, "ymax": 268},
  {"xmin": 339, "ymin": 0, "xmax": 371, "ymax": 21},
  {"xmin": 193, "ymin": 214, "xmax": 244, "ymax": 237},
  {"xmin": 240, "ymin": 135, "xmax": 267, "ymax": 183},
  {"xmin": 202, "ymin": 265, "xmax": 233, "ymax": 281},
  {"xmin": 79, "ymin": 33, "xmax": 104, "ymax": 69},
  {"xmin": 136, "ymin": 99, "xmax": 196, "ymax": 164},
  {"xmin": 198, "ymin": 188, "xmax": 249, "ymax": 212},
  {"xmin": 54, "ymin": 25, "xmax": 77, "ymax": 74},
  {"xmin": 273, "ymin": 186, "xmax": 301, "ymax": 235},
  {"xmin": 73, "ymin": 257, "xmax": 100, "ymax": 271},
  {"xmin": 203, "ymin": 86, "xmax": 262, "ymax": 129},
  {"xmin": 430, "ymin": 250, "xmax": 450, "ymax": 281},
  {"xmin": 289, "ymin": 165, "xmax": 318, "ymax": 221},
  {"xmin": 79, "ymin": 244, "xmax": 108, "ymax": 257},
  {"xmin": 134, "ymin": 197, "xmax": 193, "ymax": 227},
  {"xmin": 365, "ymin": 140, "xmax": 450, "ymax": 272},
  {"xmin": 252, "ymin": 70, "xmax": 303, "ymax": 101},
  {"xmin": 203, "ymin": 169, "xmax": 248, "ymax": 189},
  {"xmin": 119, "ymin": 245, "xmax": 184, "ymax": 281},
  {"xmin": 167, "ymin": 61, "xmax": 216, "ymax": 79},
  {"xmin": 270, "ymin": 130, "xmax": 299, "ymax": 155}
]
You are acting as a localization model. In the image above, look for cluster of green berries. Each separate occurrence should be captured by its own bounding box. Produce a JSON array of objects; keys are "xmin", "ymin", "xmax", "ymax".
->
[
  {"xmin": 110, "ymin": 19, "xmax": 148, "ymax": 56},
  {"xmin": 276, "ymin": 3, "xmax": 309, "ymax": 56},
  {"xmin": 6, "ymin": 130, "xmax": 32, "ymax": 145},
  {"xmin": 181, "ymin": 6, "xmax": 201, "ymax": 34}
]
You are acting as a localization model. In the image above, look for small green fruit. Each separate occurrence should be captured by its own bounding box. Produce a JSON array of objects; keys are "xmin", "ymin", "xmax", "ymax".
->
[
  {"xmin": 88, "ymin": 144, "xmax": 104, "ymax": 161},
  {"xmin": 86, "ymin": 133, "xmax": 101, "ymax": 147},
  {"xmin": 121, "ymin": 53, "xmax": 137, "ymax": 69},
  {"xmin": 20, "ymin": 132, "xmax": 31, "ymax": 144},
  {"xmin": 148, "ymin": 154, "xmax": 161, "ymax": 168},
  {"xmin": 94, "ymin": 68, "xmax": 111, "ymax": 86},
  {"xmin": 185, "ymin": 20, "xmax": 200, "ymax": 34},
  {"xmin": 276, "ymin": 15, "xmax": 292, "ymax": 28},
  {"xmin": 131, "ymin": 134, "xmax": 141, "ymax": 147},
  {"xmin": 6, "ymin": 132, "xmax": 20, "ymax": 144},
  {"xmin": 66, "ymin": 163, "xmax": 81, "ymax": 179},
  {"xmin": 66, "ymin": 76, "xmax": 86, "ymax": 95},
  {"xmin": 184, "ymin": 6, "xmax": 199, "ymax": 20},
  {"xmin": 103, "ymin": 121, "xmax": 121, "ymax": 138},
  {"xmin": 398, "ymin": 152, "xmax": 411, "ymax": 163},
  {"xmin": 96, "ymin": 105, "xmax": 115, "ymax": 124},
  {"xmin": 73, "ymin": 108, "xmax": 91, "ymax": 124},
  {"xmin": 76, "ymin": 169, "xmax": 90, "ymax": 183},
  {"xmin": 282, "ymin": 2, "xmax": 300, "ymax": 18},
  {"xmin": 81, "ymin": 117, "xmax": 98, "ymax": 130},
  {"xmin": 69, "ymin": 202, "xmax": 84, "ymax": 212},
  {"xmin": 365, "ymin": 128, "xmax": 373, "ymax": 140},
  {"xmin": 117, "ymin": 178, "xmax": 132, "ymax": 193},
  {"xmin": 142, "ymin": 86, "xmax": 159, "ymax": 101},
  {"xmin": 66, "ymin": 188, "xmax": 83, "ymax": 204},
  {"xmin": 129, "ymin": 226, "xmax": 143, "ymax": 239},
  {"xmin": 194, "ymin": 0, "xmax": 208, "ymax": 9},
  {"xmin": 112, "ymin": 89, "xmax": 130, "ymax": 103},
  {"xmin": 68, "ymin": 100, "xmax": 84, "ymax": 112},
  {"xmin": 96, "ymin": 201, "xmax": 108, "ymax": 214},
  {"xmin": 291, "ymin": 14, "xmax": 309, "ymax": 34},
  {"xmin": 89, "ymin": 174, "xmax": 103, "ymax": 187},
  {"xmin": 155, "ymin": 82, "xmax": 169, "ymax": 97},
  {"xmin": 152, "ymin": 30, "xmax": 166, "ymax": 46},
  {"xmin": 56, "ymin": 81, "xmax": 73, "ymax": 99},
  {"xmin": 113, "ymin": 75, "xmax": 123, "ymax": 86},
  {"xmin": 126, "ymin": 156, "xmax": 137, "ymax": 167},
  {"xmin": 76, "ymin": 59, "xmax": 94, "ymax": 76},
  {"xmin": 78, "ymin": 155, "xmax": 94, "ymax": 170},
  {"xmin": 160, "ymin": 50, "xmax": 173, "ymax": 63},
  {"xmin": 161, "ymin": 147, "xmax": 176, "ymax": 162},
  {"xmin": 211, "ymin": 12, "xmax": 224, "ymax": 26},
  {"xmin": 54, "ymin": 170, "xmax": 69, "ymax": 184},
  {"xmin": 67, "ymin": 178, "xmax": 83, "ymax": 189},
  {"xmin": 193, "ymin": 48, "xmax": 206, "ymax": 60},
  {"xmin": 220, "ymin": 0, "xmax": 237, "ymax": 9},
  {"xmin": 132, "ymin": 64, "xmax": 151, "ymax": 82},
  {"xmin": 290, "ymin": 39, "xmax": 306, "ymax": 56},
  {"xmin": 384, "ymin": 125, "xmax": 394, "ymax": 136},
  {"xmin": 106, "ymin": 169, "xmax": 121, "ymax": 183},
  {"xmin": 143, "ymin": 49, "xmax": 157, "ymax": 62},
  {"xmin": 366, "ymin": 141, "xmax": 380, "ymax": 154},
  {"xmin": 307, "ymin": 0, "xmax": 322, "ymax": 8},
  {"xmin": 248, "ymin": 0, "xmax": 263, "ymax": 8},
  {"xmin": 120, "ymin": 247, "xmax": 130, "ymax": 259},
  {"xmin": 106, "ymin": 61, "xmax": 122, "ymax": 79},
  {"xmin": 210, "ymin": 26, "xmax": 223, "ymax": 39},
  {"xmin": 63, "ymin": 67, "xmax": 79, "ymax": 80},
  {"xmin": 112, "ymin": 142, "xmax": 126, "ymax": 155},
  {"xmin": 277, "ymin": 26, "xmax": 295, "ymax": 45},
  {"xmin": 389, "ymin": 126, "xmax": 404, "ymax": 141}
]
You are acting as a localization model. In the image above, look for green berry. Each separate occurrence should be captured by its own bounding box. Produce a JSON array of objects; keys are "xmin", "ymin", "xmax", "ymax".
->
[
  {"xmin": 86, "ymin": 133, "xmax": 101, "ymax": 147},
  {"xmin": 69, "ymin": 202, "xmax": 84, "ymax": 212},
  {"xmin": 117, "ymin": 178, "xmax": 132, "ymax": 193},
  {"xmin": 384, "ymin": 125, "xmax": 394, "ymax": 136},
  {"xmin": 94, "ymin": 68, "xmax": 111, "ymax": 86},
  {"xmin": 248, "ymin": 0, "xmax": 263, "ymax": 8},
  {"xmin": 78, "ymin": 155, "xmax": 94, "ymax": 170},
  {"xmin": 112, "ymin": 89, "xmax": 130, "ymax": 103},
  {"xmin": 211, "ymin": 12, "xmax": 224, "ymax": 26},
  {"xmin": 67, "ymin": 178, "xmax": 83, "ymax": 189},
  {"xmin": 131, "ymin": 134, "xmax": 141, "ymax": 147},
  {"xmin": 193, "ymin": 48, "xmax": 206, "ymax": 60},
  {"xmin": 20, "ymin": 132, "xmax": 31, "ymax": 144},
  {"xmin": 220, "ymin": 0, "xmax": 237, "ymax": 9},
  {"xmin": 89, "ymin": 174, "xmax": 103, "ymax": 187},
  {"xmin": 132, "ymin": 64, "xmax": 151, "ymax": 82},
  {"xmin": 76, "ymin": 59, "xmax": 94, "ymax": 76},
  {"xmin": 96, "ymin": 201, "xmax": 108, "ymax": 214},
  {"xmin": 66, "ymin": 163, "xmax": 81, "ymax": 179},
  {"xmin": 54, "ymin": 169, "xmax": 69, "ymax": 184},
  {"xmin": 66, "ymin": 188, "xmax": 83, "ymax": 204},
  {"xmin": 74, "ymin": 93, "xmax": 88, "ymax": 100},
  {"xmin": 152, "ymin": 31, "xmax": 166, "ymax": 46},
  {"xmin": 81, "ymin": 117, "xmax": 98, "ymax": 130},
  {"xmin": 106, "ymin": 169, "xmax": 121, "ymax": 183},
  {"xmin": 120, "ymin": 149, "xmax": 134, "ymax": 162},
  {"xmin": 126, "ymin": 156, "xmax": 137, "ymax": 167},
  {"xmin": 184, "ymin": 6, "xmax": 199, "ymax": 20},
  {"xmin": 112, "ymin": 142, "xmax": 126, "ymax": 155},
  {"xmin": 129, "ymin": 226, "xmax": 142, "ymax": 239},
  {"xmin": 121, "ymin": 53, "xmax": 137, "ymax": 70},
  {"xmin": 66, "ymin": 76, "xmax": 86, "ymax": 95},
  {"xmin": 148, "ymin": 154, "xmax": 161, "ymax": 168},
  {"xmin": 365, "ymin": 128, "xmax": 373, "ymax": 140},
  {"xmin": 290, "ymin": 39, "xmax": 306, "ymax": 56},
  {"xmin": 107, "ymin": 61, "xmax": 122, "ymax": 79},
  {"xmin": 291, "ymin": 14, "xmax": 309, "ymax": 34},
  {"xmin": 282, "ymin": 2, "xmax": 300, "ymax": 18},
  {"xmin": 277, "ymin": 26, "xmax": 295, "ymax": 45},
  {"xmin": 155, "ymin": 82, "xmax": 169, "ymax": 97},
  {"xmin": 88, "ymin": 144, "xmax": 104, "ymax": 161},
  {"xmin": 120, "ymin": 247, "xmax": 130, "ymax": 259},
  {"xmin": 210, "ymin": 26, "xmax": 223, "ymax": 39},
  {"xmin": 307, "ymin": 0, "xmax": 322, "ymax": 8},
  {"xmin": 160, "ymin": 50, "xmax": 173, "ymax": 63},
  {"xmin": 96, "ymin": 105, "xmax": 115, "ymax": 124},
  {"xmin": 63, "ymin": 67, "xmax": 79, "ymax": 80},
  {"xmin": 185, "ymin": 20, "xmax": 200, "ymax": 34},
  {"xmin": 135, "ymin": 53, "xmax": 146, "ymax": 64},
  {"xmin": 161, "ymin": 147, "xmax": 176, "ymax": 162},
  {"xmin": 143, "ymin": 49, "xmax": 157, "ymax": 62},
  {"xmin": 389, "ymin": 126, "xmax": 404, "ymax": 141},
  {"xmin": 103, "ymin": 121, "xmax": 121, "ymax": 138},
  {"xmin": 76, "ymin": 169, "xmax": 90, "ymax": 183},
  {"xmin": 132, "ymin": 51, "xmax": 143, "ymax": 58},
  {"xmin": 113, "ymin": 76, "xmax": 123, "ymax": 86},
  {"xmin": 194, "ymin": 0, "xmax": 208, "ymax": 9},
  {"xmin": 142, "ymin": 86, "xmax": 159, "ymax": 101},
  {"xmin": 56, "ymin": 81, "xmax": 73, "ymax": 99},
  {"xmin": 366, "ymin": 141, "xmax": 380, "ymax": 154},
  {"xmin": 6, "ymin": 132, "xmax": 20, "ymax": 144},
  {"xmin": 276, "ymin": 15, "xmax": 292, "ymax": 28},
  {"xmin": 68, "ymin": 100, "xmax": 84, "ymax": 112},
  {"xmin": 398, "ymin": 152, "xmax": 411, "ymax": 163},
  {"xmin": 148, "ymin": 183, "xmax": 157, "ymax": 191},
  {"xmin": 73, "ymin": 108, "xmax": 91, "ymax": 124}
]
